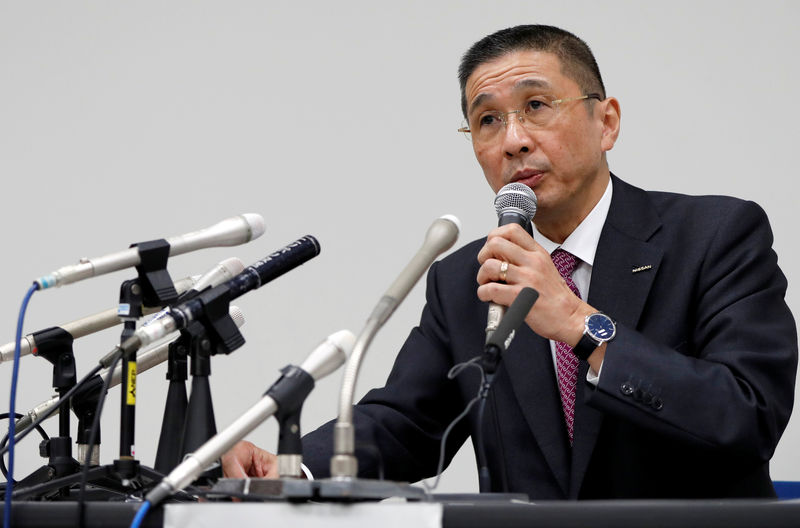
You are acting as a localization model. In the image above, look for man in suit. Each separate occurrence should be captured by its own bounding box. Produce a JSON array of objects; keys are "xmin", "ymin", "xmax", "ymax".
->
[{"xmin": 223, "ymin": 25, "xmax": 797, "ymax": 499}]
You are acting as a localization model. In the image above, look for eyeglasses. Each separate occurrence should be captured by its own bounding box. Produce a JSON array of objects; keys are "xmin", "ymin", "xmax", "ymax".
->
[{"xmin": 458, "ymin": 93, "xmax": 602, "ymax": 143}]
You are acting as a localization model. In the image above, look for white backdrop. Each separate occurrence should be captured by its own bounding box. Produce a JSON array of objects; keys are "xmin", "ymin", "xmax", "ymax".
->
[{"xmin": 1, "ymin": 1, "xmax": 798, "ymax": 493}]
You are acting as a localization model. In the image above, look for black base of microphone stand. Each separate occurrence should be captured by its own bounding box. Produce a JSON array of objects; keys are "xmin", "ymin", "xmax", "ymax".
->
[
  {"xmin": 154, "ymin": 337, "xmax": 189, "ymax": 474},
  {"xmin": 10, "ymin": 461, "xmax": 169, "ymax": 501},
  {"xmin": 178, "ymin": 321, "xmax": 225, "ymax": 485},
  {"xmin": 210, "ymin": 477, "xmax": 427, "ymax": 502}
]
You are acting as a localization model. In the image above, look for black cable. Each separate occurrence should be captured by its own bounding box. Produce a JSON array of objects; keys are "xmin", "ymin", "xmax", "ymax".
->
[
  {"xmin": 475, "ymin": 394, "xmax": 491, "ymax": 492},
  {"xmin": 77, "ymin": 354, "xmax": 120, "ymax": 527},
  {"xmin": 422, "ymin": 356, "xmax": 484, "ymax": 495},
  {"xmin": 0, "ymin": 364, "xmax": 104, "ymax": 459},
  {"xmin": 0, "ymin": 413, "xmax": 50, "ymax": 482}
]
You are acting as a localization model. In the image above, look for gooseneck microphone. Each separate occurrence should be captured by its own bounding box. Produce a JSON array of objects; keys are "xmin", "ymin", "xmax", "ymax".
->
[
  {"xmin": 114, "ymin": 235, "xmax": 321, "ymax": 358},
  {"xmin": 35, "ymin": 213, "xmax": 265, "ymax": 289},
  {"xmin": 144, "ymin": 330, "xmax": 354, "ymax": 507},
  {"xmin": 330, "ymin": 215, "xmax": 460, "ymax": 479},
  {"xmin": 486, "ymin": 183, "xmax": 537, "ymax": 341}
]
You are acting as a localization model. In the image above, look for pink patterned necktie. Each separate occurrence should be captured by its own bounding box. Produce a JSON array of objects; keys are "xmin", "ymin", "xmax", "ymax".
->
[{"xmin": 550, "ymin": 248, "xmax": 581, "ymax": 445}]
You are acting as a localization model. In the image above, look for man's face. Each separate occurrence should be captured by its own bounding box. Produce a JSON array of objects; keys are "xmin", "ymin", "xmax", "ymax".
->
[{"xmin": 464, "ymin": 50, "xmax": 617, "ymax": 227}]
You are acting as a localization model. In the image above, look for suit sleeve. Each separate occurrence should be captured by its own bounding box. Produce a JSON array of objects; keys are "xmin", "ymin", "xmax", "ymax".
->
[
  {"xmin": 301, "ymin": 259, "xmax": 474, "ymax": 481},
  {"xmin": 587, "ymin": 199, "xmax": 797, "ymax": 462}
]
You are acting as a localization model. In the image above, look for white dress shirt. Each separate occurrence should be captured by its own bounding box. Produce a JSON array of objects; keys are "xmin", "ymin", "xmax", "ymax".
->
[{"xmin": 531, "ymin": 178, "xmax": 613, "ymax": 383}]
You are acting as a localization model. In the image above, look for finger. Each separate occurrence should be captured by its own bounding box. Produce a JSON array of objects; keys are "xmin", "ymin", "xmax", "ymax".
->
[
  {"xmin": 477, "ymin": 280, "xmax": 520, "ymax": 306},
  {"xmin": 222, "ymin": 455, "xmax": 247, "ymax": 478},
  {"xmin": 489, "ymin": 223, "xmax": 539, "ymax": 251},
  {"xmin": 477, "ymin": 234, "xmax": 528, "ymax": 266},
  {"xmin": 476, "ymin": 258, "xmax": 514, "ymax": 286}
]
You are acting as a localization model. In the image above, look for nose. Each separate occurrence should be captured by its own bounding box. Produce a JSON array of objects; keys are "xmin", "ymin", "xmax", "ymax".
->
[{"xmin": 502, "ymin": 116, "xmax": 533, "ymax": 158}]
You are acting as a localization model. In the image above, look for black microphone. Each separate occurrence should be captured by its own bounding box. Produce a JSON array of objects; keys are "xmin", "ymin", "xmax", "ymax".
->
[
  {"xmin": 486, "ymin": 183, "xmax": 537, "ymax": 341},
  {"xmin": 114, "ymin": 235, "xmax": 321, "ymax": 357},
  {"xmin": 483, "ymin": 287, "xmax": 539, "ymax": 374}
]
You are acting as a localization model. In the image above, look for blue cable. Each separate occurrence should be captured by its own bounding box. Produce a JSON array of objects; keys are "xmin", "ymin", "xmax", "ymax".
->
[
  {"xmin": 3, "ymin": 282, "xmax": 39, "ymax": 528},
  {"xmin": 130, "ymin": 500, "xmax": 151, "ymax": 528}
]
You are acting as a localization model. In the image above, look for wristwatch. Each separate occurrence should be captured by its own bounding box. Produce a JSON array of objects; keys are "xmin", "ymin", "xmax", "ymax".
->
[{"xmin": 572, "ymin": 312, "xmax": 616, "ymax": 360}]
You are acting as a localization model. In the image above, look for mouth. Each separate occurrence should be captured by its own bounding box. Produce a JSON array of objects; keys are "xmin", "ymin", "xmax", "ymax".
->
[{"xmin": 510, "ymin": 168, "xmax": 545, "ymax": 188}]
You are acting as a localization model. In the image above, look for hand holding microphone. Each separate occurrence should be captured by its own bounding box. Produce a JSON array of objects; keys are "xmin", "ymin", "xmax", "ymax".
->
[
  {"xmin": 483, "ymin": 183, "xmax": 537, "ymax": 341},
  {"xmin": 477, "ymin": 183, "xmax": 596, "ymax": 346}
]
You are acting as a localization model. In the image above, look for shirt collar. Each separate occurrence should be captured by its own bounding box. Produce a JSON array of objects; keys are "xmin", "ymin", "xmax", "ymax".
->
[{"xmin": 532, "ymin": 178, "xmax": 613, "ymax": 266}]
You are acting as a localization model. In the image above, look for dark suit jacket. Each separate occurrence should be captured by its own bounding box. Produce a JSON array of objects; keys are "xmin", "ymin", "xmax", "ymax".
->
[{"xmin": 303, "ymin": 175, "xmax": 797, "ymax": 499}]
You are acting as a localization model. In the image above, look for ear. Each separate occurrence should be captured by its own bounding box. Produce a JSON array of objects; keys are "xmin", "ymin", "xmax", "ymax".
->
[{"xmin": 599, "ymin": 97, "xmax": 621, "ymax": 152}]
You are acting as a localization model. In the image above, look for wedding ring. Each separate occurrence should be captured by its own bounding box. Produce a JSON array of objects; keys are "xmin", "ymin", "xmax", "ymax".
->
[{"xmin": 499, "ymin": 261, "xmax": 508, "ymax": 282}]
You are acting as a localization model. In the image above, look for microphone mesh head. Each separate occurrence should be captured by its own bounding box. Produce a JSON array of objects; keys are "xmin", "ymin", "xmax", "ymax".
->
[{"xmin": 494, "ymin": 183, "xmax": 538, "ymax": 221}]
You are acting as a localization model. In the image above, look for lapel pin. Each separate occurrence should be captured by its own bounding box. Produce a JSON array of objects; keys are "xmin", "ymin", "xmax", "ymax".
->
[{"xmin": 632, "ymin": 265, "xmax": 653, "ymax": 274}]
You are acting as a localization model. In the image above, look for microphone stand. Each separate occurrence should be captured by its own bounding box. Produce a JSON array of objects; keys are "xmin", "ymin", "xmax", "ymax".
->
[
  {"xmin": 176, "ymin": 284, "xmax": 245, "ymax": 486},
  {"xmin": 177, "ymin": 322, "xmax": 221, "ymax": 485},
  {"xmin": 153, "ymin": 334, "xmax": 189, "ymax": 474},
  {"xmin": 114, "ymin": 240, "xmax": 178, "ymax": 488},
  {"xmin": 10, "ymin": 241, "xmax": 185, "ymax": 501},
  {"xmin": 210, "ymin": 364, "xmax": 320, "ymax": 500},
  {"xmin": 476, "ymin": 287, "xmax": 538, "ymax": 494},
  {"xmin": 11, "ymin": 328, "xmax": 80, "ymax": 498},
  {"xmin": 315, "ymin": 216, "xmax": 459, "ymax": 502}
]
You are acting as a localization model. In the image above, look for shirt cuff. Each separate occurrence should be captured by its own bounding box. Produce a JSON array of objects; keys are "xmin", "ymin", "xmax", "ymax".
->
[
  {"xmin": 300, "ymin": 463, "xmax": 314, "ymax": 480},
  {"xmin": 586, "ymin": 360, "xmax": 603, "ymax": 386}
]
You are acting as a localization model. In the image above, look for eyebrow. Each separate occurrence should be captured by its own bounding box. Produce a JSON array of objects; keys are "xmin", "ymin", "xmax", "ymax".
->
[
  {"xmin": 513, "ymin": 78, "xmax": 552, "ymax": 92},
  {"xmin": 467, "ymin": 78, "xmax": 554, "ymax": 117}
]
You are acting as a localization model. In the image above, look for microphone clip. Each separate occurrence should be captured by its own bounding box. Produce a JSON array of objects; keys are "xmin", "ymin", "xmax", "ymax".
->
[
  {"xmin": 130, "ymin": 239, "xmax": 178, "ymax": 307},
  {"xmin": 193, "ymin": 285, "xmax": 246, "ymax": 356}
]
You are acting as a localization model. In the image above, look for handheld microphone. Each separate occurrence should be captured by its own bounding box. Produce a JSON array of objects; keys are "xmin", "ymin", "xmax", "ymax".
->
[
  {"xmin": 486, "ymin": 184, "xmax": 537, "ymax": 341},
  {"xmin": 0, "ymin": 258, "xmax": 244, "ymax": 365},
  {"xmin": 331, "ymin": 215, "xmax": 460, "ymax": 478},
  {"xmin": 13, "ymin": 306, "xmax": 245, "ymax": 435},
  {"xmin": 35, "ymin": 214, "xmax": 265, "ymax": 289},
  {"xmin": 118, "ymin": 235, "xmax": 321, "ymax": 356},
  {"xmin": 145, "ymin": 329, "xmax": 354, "ymax": 507}
]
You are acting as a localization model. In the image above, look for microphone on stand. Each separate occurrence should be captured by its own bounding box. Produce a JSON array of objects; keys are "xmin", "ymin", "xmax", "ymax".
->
[
  {"xmin": 144, "ymin": 329, "xmax": 354, "ymax": 507},
  {"xmin": 0, "ymin": 258, "xmax": 245, "ymax": 365},
  {"xmin": 34, "ymin": 213, "xmax": 265, "ymax": 289},
  {"xmin": 11, "ymin": 306, "xmax": 245, "ymax": 439},
  {"xmin": 115, "ymin": 235, "xmax": 321, "ymax": 359},
  {"xmin": 486, "ymin": 183, "xmax": 537, "ymax": 342},
  {"xmin": 330, "ymin": 215, "xmax": 460, "ymax": 479}
]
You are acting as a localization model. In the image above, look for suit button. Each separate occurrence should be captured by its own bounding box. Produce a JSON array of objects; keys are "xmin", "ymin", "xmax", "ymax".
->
[
  {"xmin": 620, "ymin": 382, "xmax": 634, "ymax": 396},
  {"xmin": 652, "ymin": 398, "xmax": 663, "ymax": 411},
  {"xmin": 642, "ymin": 392, "xmax": 653, "ymax": 405},
  {"xmin": 633, "ymin": 388, "xmax": 644, "ymax": 402}
]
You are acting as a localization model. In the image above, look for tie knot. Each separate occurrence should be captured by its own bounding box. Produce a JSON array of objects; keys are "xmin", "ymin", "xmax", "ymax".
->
[{"xmin": 551, "ymin": 248, "xmax": 578, "ymax": 281}]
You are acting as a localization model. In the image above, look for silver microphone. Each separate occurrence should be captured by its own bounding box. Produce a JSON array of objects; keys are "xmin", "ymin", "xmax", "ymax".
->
[
  {"xmin": 1, "ymin": 258, "xmax": 245, "ymax": 365},
  {"xmin": 486, "ymin": 184, "xmax": 537, "ymax": 341},
  {"xmin": 35, "ymin": 214, "xmax": 265, "ymax": 289},
  {"xmin": 13, "ymin": 306, "xmax": 246, "ymax": 435},
  {"xmin": 145, "ymin": 329, "xmax": 355, "ymax": 507},
  {"xmin": 331, "ymin": 215, "xmax": 460, "ymax": 478}
]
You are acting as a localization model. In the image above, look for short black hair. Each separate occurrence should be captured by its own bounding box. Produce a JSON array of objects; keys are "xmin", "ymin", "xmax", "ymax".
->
[{"xmin": 458, "ymin": 25, "xmax": 606, "ymax": 118}]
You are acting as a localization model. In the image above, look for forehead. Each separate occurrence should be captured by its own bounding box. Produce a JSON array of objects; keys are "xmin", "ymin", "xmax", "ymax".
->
[{"xmin": 465, "ymin": 50, "xmax": 575, "ymax": 114}]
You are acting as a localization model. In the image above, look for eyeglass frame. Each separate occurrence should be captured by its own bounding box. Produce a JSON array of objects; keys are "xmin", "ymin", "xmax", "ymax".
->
[{"xmin": 457, "ymin": 93, "xmax": 603, "ymax": 140}]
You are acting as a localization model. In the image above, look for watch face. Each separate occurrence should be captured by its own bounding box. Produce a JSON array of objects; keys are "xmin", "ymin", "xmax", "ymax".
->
[{"xmin": 587, "ymin": 313, "xmax": 616, "ymax": 342}]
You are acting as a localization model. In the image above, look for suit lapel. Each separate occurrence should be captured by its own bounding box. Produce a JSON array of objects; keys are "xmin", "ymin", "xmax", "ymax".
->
[{"xmin": 568, "ymin": 175, "xmax": 664, "ymax": 497}]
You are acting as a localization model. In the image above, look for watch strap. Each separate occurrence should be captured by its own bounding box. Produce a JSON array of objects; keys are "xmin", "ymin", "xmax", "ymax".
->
[{"xmin": 573, "ymin": 333, "xmax": 598, "ymax": 361}]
